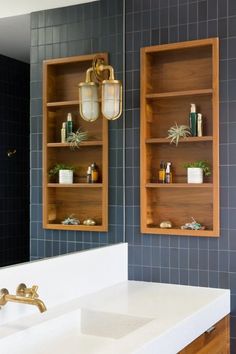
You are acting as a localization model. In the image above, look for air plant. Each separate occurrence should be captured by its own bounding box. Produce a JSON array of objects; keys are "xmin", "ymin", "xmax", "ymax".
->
[
  {"xmin": 167, "ymin": 123, "xmax": 191, "ymax": 146},
  {"xmin": 67, "ymin": 128, "xmax": 88, "ymax": 150},
  {"xmin": 61, "ymin": 214, "xmax": 80, "ymax": 225}
]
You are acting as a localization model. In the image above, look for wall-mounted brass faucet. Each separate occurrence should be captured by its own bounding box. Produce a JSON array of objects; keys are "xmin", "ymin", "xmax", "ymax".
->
[{"xmin": 0, "ymin": 283, "xmax": 47, "ymax": 313}]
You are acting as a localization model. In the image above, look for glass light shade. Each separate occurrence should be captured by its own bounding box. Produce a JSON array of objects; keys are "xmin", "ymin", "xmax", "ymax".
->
[
  {"xmin": 79, "ymin": 82, "xmax": 99, "ymax": 122},
  {"xmin": 101, "ymin": 80, "xmax": 122, "ymax": 120}
]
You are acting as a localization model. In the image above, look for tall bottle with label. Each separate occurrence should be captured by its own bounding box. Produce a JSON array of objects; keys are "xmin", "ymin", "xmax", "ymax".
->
[
  {"xmin": 66, "ymin": 113, "xmax": 73, "ymax": 140},
  {"xmin": 158, "ymin": 161, "xmax": 166, "ymax": 183},
  {"xmin": 189, "ymin": 104, "xmax": 197, "ymax": 136},
  {"xmin": 91, "ymin": 163, "xmax": 99, "ymax": 183}
]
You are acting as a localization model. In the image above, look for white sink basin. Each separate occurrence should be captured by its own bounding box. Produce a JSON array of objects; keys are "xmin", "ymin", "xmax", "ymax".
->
[
  {"xmin": 0, "ymin": 308, "xmax": 153, "ymax": 354},
  {"xmin": 80, "ymin": 308, "xmax": 153, "ymax": 339}
]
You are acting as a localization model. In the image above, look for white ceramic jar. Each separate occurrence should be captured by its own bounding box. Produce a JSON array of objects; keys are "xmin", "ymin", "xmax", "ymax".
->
[
  {"xmin": 187, "ymin": 167, "xmax": 203, "ymax": 184},
  {"xmin": 59, "ymin": 170, "xmax": 73, "ymax": 184}
]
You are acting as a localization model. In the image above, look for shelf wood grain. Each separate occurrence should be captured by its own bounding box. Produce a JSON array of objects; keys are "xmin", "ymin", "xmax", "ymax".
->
[
  {"xmin": 145, "ymin": 183, "xmax": 213, "ymax": 188},
  {"xmin": 47, "ymin": 183, "xmax": 103, "ymax": 188},
  {"xmin": 145, "ymin": 88, "xmax": 213, "ymax": 99},
  {"xmin": 146, "ymin": 136, "xmax": 213, "ymax": 144},
  {"xmin": 47, "ymin": 141, "xmax": 103, "ymax": 147},
  {"xmin": 45, "ymin": 223, "xmax": 106, "ymax": 232},
  {"xmin": 47, "ymin": 100, "xmax": 80, "ymax": 107}
]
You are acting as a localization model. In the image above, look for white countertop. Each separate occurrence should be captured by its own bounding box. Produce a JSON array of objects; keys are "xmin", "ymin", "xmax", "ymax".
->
[{"xmin": 0, "ymin": 281, "xmax": 230, "ymax": 354}]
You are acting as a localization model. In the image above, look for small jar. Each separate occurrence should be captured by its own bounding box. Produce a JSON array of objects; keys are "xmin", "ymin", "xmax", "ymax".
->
[{"xmin": 91, "ymin": 163, "xmax": 98, "ymax": 183}]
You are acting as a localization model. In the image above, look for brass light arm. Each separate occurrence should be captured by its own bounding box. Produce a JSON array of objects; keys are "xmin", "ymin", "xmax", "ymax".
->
[
  {"xmin": 85, "ymin": 67, "xmax": 94, "ymax": 83},
  {"xmin": 98, "ymin": 64, "xmax": 115, "ymax": 81}
]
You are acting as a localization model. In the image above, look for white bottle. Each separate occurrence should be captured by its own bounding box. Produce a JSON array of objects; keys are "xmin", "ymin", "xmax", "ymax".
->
[
  {"xmin": 61, "ymin": 122, "xmax": 66, "ymax": 143},
  {"xmin": 197, "ymin": 113, "xmax": 203, "ymax": 137}
]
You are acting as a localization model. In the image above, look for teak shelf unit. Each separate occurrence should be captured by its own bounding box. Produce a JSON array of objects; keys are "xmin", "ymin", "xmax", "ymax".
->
[
  {"xmin": 140, "ymin": 38, "xmax": 219, "ymax": 237},
  {"xmin": 43, "ymin": 53, "xmax": 108, "ymax": 231}
]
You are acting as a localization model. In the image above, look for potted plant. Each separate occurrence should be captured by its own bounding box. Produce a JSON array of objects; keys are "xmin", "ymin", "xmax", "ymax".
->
[
  {"xmin": 167, "ymin": 123, "xmax": 191, "ymax": 146},
  {"xmin": 49, "ymin": 163, "xmax": 75, "ymax": 184},
  {"xmin": 183, "ymin": 160, "xmax": 211, "ymax": 184}
]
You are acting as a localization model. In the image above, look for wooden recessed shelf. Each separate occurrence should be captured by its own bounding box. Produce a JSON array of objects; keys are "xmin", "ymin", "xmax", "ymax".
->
[
  {"xmin": 43, "ymin": 53, "xmax": 108, "ymax": 232},
  {"xmin": 140, "ymin": 38, "xmax": 219, "ymax": 237}
]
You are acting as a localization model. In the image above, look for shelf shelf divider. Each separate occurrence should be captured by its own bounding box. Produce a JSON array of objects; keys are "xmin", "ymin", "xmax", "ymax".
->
[
  {"xmin": 146, "ymin": 136, "xmax": 213, "ymax": 144},
  {"xmin": 145, "ymin": 88, "xmax": 213, "ymax": 99}
]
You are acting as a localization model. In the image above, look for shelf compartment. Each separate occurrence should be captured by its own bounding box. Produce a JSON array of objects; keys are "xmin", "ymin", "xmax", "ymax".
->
[
  {"xmin": 47, "ymin": 187, "xmax": 103, "ymax": 227},
  {"xmin": 47, "ymin": 146, "xmax": 103, "ymax": 184},
  {"xmin": 145, "ymin": 94, "xmax": 213, "ymax": 139},
  {"xmin": 46, "ymin": 58, "xmax": 93, "ymax": 102},
  {"xmin": 145, "ymin": 43, "xmax": 213, "ymax": 94},
  {"xmin": 146, "ymin": 183, "xmax": 213, "ymax": 188},
  {"xmin": 146, "ymin": 89, "xmax": 213, "ymax": 99},
  {"xmin": 47, "ymin": 141, "xmax": 103, "ymax": 147},
  {"xmin": 46, "ymin": 108, "xmax": 103, "ymax": 143},
  {"xmin": 146, "ymin": 142, "xmax": 213, "ymax": 184},
  {"xmin": 146, "ymin": 136, "xmax": 213, "ymax": 144},
  {"xmin": 48, "ymin": 183, "xmax": 103, "ymax": 188},
  {"xmin": 146, "ymin": 187, "xmax": 213, "ymax": 233}
]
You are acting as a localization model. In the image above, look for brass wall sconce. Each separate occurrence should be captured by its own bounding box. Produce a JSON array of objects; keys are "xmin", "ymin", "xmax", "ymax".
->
[{"xmin": 78, "ymin": 56, "xmax": 122, "ymax": 122}]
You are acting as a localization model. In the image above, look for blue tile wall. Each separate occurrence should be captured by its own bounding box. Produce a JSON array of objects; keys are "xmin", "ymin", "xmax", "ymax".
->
[
  {"xmin": 0, "ymin": 55, "xmax": 29, "ymax": 266},
  {"xmin": 125, "ymin": 0, "xmax": 236, "ymax": 350},
  {"xmin": 30, "ymin": 1, "xmax": 124, "ymax": 260}
]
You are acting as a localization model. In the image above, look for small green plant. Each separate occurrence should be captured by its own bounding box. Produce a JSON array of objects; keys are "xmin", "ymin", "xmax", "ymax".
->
[
  {"xmin": 167, "ymin": 123, "xmax": 191, "ymax": 146},
  {"xmin": 67, "ymin": 129, "xmax": 88, "ymax": 150},
  {"xmin": 49, "ymin": 163, "xmax": 75, "ymax": 178},
  {"xmin": 183, "ymin": 160, "xmax": 211, "ymax": 176}
]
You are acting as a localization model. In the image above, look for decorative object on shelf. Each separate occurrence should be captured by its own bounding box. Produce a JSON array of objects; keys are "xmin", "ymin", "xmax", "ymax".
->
[
  {"xmin": 49, "ymin": 164, "xmax": 75, "ymax": 184},
  {"xmin": 91, "ymin": 162, "xmax": 99, "ymax": 183},
  {"xmin": 67, "ymin": 128, "xmax": 88, "ymax": 150},
  {"xmin": 66, "ymin": 113, "xmax": 73, "ymax": 138},
  {"xmin": 181, "ymin": 217, "xmax": 205, "ymax": 230},
  {"xmin": 197, "ymin": 113, "xmax": 203, "ymax": 137},
  {"xmin": 83, "ymin": 218, "xmax": 96, "ymax": 226},
  {"xmin": 184, "ymin": 160, "xmax": 211, "ymax": 184},
  {"xmin": 78, "ymin": 55, "xmax": 122, "ymax": 122},
  {"xmin": 167, "ymin": 123, "xmax": 191, "ymax": 146},
  {"xmin": 87, "ymin": 165, "xmax": 92, "ymax": 183},
  {"xmin": 158, "ymin": 161, "xmax": 166, "ymax": 183},
  {"xmin": 59, "ymin": 170, "xmax": 73, "ymax": 184},
  {"xmin": 165, "ymin": 162, "xmax": 173, "ymax": 183},
  {"xmin": 61, "ymin": 215, "xmax": 80, "ymax": 225},
  {"xmin": 160, "ymin": 221, "xmax": 172, "ymax": 229},
  {"xmin": 189, "ymin": 103, "xmax": 197, "ymax": 136},
  {"xmin": 61, "ymin": 122, "xmax": 66, "ymax": 143}
]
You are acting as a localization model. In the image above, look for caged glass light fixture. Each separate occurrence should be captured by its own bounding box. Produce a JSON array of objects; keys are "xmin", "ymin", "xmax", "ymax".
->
[{"xmin": 78, "ymin": 56, "xmax": 122, "ymax": 122}]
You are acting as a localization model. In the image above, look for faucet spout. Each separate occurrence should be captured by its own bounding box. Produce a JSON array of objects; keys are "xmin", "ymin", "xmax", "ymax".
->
[{"xmin": 0, "ymin": 284, "xmax": 47, "ymax": 313}]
